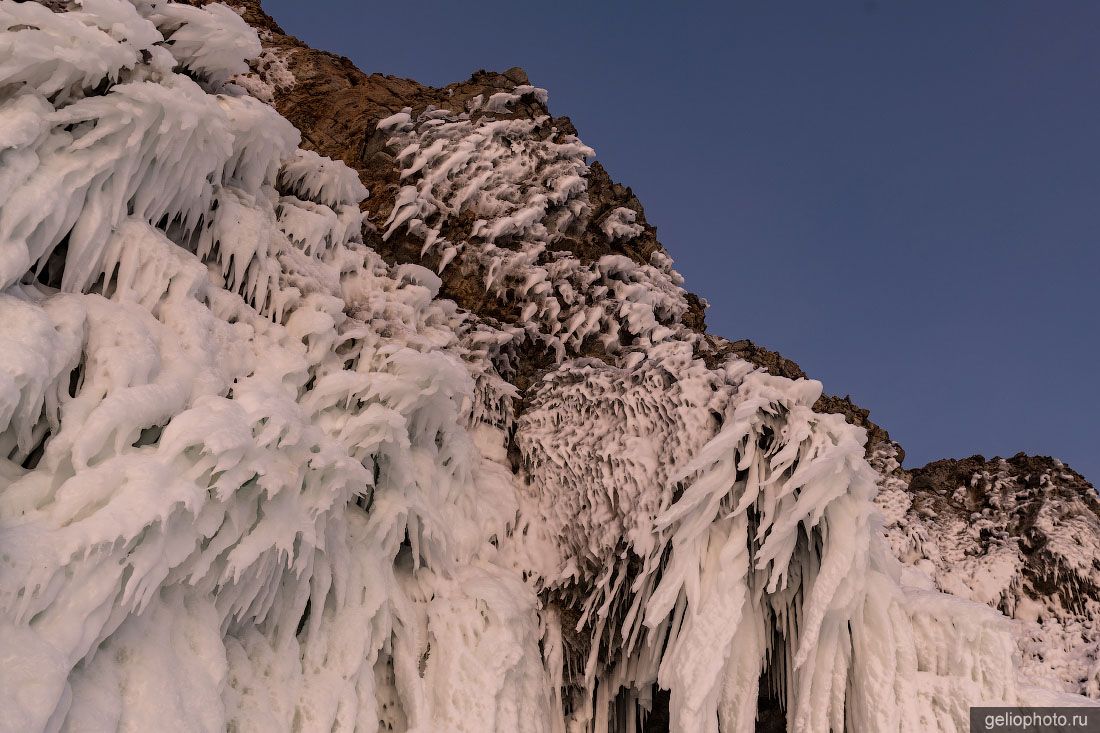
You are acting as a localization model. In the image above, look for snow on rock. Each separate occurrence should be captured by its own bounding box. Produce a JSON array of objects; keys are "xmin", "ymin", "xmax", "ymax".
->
[
  {"xmin": 380, "ymin": 105, "xmax": 690, "ymax": 362},
  {"xmin": 232, "ymin": 46, "xmax": 296, "ymax": 102},
  {"xmin": 599, "ymin": 207, "xmax": 645, "ymax": 241},
  {"xmin": 878, "ymin": 454, "xmax": 1100, "ymax": 699},
  {"xmin": 0, "ymin": 2, "xmax": 1091, "ymax": 732}
]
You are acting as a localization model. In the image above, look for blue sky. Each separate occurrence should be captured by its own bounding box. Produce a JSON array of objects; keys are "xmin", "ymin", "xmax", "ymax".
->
[{"xmin": 262, "ymin": 0, "xmax": 1099, "ymax": 483}]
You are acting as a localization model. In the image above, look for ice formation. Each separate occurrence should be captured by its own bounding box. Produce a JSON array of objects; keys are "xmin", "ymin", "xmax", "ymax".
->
[
  {"xmin": 0, "ymin": 2, "xmax": 1090, "ymax": 732},
  {"xmin": 379, "ymin": 105, "xmax": 689, "ymax": 363}
]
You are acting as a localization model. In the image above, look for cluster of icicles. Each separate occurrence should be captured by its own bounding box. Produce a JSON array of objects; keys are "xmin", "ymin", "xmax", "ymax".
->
[
  {"xmin": 379, "ymin": 105, "xmax": 691, "ymax": 363},
  {"xmin": 0, "ymin": 2, "xmax": 1086, "ymax": 731}
]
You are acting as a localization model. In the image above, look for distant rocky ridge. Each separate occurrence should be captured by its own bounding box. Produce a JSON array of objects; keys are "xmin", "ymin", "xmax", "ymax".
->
[{"xmin": 221, "ymin": 0, "xmax": 1100, "ymax": 706}]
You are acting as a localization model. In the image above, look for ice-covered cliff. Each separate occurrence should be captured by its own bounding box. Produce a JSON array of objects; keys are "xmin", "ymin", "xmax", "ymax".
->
[
  {"xmin": 878, "ymin": 453, "xmax": 1100, "ymax": 699},
  {"xmin": 0, "ymin": 2, "xmax": 1096, "ymax": 732}
]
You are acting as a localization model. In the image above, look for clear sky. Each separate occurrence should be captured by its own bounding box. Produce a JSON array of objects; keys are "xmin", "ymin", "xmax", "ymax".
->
[{"xmin": 262, "ymin": 0, "xmax": 1099, "ymax": 483}]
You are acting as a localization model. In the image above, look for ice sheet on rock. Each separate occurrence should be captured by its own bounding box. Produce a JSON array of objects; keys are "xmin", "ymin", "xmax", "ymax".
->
[
  {"xmin": 469, "ymin": 84, "xmax": 550, "ymax": 114},
  {"xmin": 380, "ymin": 109, "xmax": 591, "ymax": 251},
  {"xmin": 516, "ymin": 358, "xmax": 1055, "ymax": 731},
  {"xmin": 515, "ymin": 342, "xmax": 727, "ymax": 617},
  {"xmin": 136, "ymin": 1, "xmax": 261, "ymax": 89},
  {"xmin": 0, "ymin": 74, "xmax": 237, "ymax": 291},
  {"xmin": 0, "ymin": 0, "xmax": 160, "ymax": 103},
  {"xmin": 599, "ymin": 207, "xmax": 644, "ymax": 241},
  {"xmin": 279, "ymin": 149, "xmax": 369, "ymax": 209},
  {"xmin": 0, "ymin": 2, "xmax": 1090, "ymax": 731}
]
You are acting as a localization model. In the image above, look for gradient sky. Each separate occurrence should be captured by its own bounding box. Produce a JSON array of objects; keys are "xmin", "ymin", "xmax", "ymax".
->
[{"xmin": 262, "ymin": 0, "xmax": 1099, "ymax": 483}]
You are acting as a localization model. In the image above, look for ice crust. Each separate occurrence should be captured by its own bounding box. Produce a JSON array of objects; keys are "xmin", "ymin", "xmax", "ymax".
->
[
  {"xmin": 877, "ymin": 451, "xmax": 1100, "ymax": 699},
  {"xmin": 0, "ymin": 2, "xmax": 1089, "ymax": 731}
]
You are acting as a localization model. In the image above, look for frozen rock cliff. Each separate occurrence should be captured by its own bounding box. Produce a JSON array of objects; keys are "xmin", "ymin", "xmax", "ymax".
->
[{"xmin": 0, "ymin": 2, "xmax": 1095, "ymax": 731}]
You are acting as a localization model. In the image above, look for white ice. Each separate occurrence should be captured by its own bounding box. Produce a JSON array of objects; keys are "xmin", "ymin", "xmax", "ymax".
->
[{"xmin": 0, "ymin": 2, "xmax": 1090, "ymax": 732}]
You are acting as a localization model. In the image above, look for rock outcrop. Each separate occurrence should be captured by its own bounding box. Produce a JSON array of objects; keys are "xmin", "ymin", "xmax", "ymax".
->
[{"xmin": 879, "ymin": 453, "xmax": 1100, "ymax": 697}]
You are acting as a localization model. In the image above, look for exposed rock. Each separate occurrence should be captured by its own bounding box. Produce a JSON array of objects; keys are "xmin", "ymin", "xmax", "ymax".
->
[
  {"xmin": 878, "ymin": 453, "xmax": 1100, "ymax": 696},
  {"xmin": 219, "ymin": 1, "xmax": 908, "ymax": 457}
]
